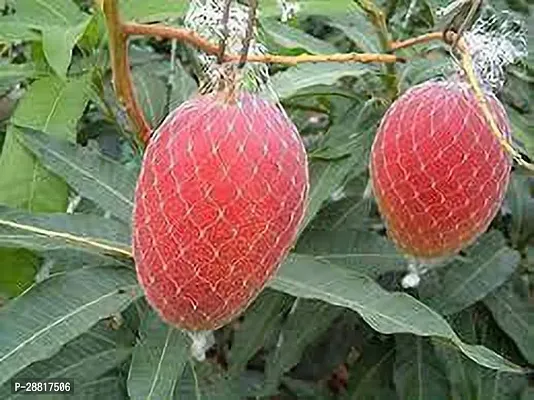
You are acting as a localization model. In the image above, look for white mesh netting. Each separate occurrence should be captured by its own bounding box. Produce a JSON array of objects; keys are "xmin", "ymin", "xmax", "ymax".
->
[
  {"xmin": 133, "ymin": 0, "xmax": 309, "ymax": 356},
  {"xmin": 184, "ymin": 0, "xmax": 273, "ymax": 99}
]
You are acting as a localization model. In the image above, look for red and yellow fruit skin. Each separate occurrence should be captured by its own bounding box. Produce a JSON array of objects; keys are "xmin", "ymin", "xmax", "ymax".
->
[
  {"xmin": 133, "ymin": 92, "xmax": 309, "ymax": 331},
  {"xmin": 370, "ymin": 79, "xmax": 512, "ymax": 262}
]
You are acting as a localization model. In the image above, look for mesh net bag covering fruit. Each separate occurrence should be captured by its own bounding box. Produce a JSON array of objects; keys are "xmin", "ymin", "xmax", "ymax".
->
[
  {"xmin": 369, "ymin": 9, "xmax": 527, "ymax": 283},
  {"xmin": 132, "ymin": 0, "xmax": 309, "ymax": 332}
]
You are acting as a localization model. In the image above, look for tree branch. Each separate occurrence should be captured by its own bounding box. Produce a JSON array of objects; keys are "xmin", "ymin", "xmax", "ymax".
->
[
  {"xmin": 122, "ymin": 23, "xmax": 404, "ymax": 65},
  {"xmin": 102, "ymin": 0, "xmax": 151, "ymax": 145}
]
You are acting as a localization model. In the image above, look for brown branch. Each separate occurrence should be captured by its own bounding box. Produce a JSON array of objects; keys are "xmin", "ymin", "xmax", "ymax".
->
[
  {"xmin": 391, "ymin": 31, "xmax": 457, "ymax": 51},
  {"xmin": 122, "ymin": 23, "xmax": 403, "ymax": 65},
  {"xmin": 102, "ymin": 0, "xmax": 151, "ymax": 145}
]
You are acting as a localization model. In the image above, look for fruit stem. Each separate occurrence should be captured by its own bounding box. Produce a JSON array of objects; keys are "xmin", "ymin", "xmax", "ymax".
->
[{"xmin": 100, "ymin": 0, "xmax": 151, "ymax": 146}]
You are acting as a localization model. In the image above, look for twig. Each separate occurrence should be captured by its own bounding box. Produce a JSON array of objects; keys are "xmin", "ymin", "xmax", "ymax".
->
[
  {"xmin": 102, "ymin": 0, "xmax": 151, "ymax": 145},
  {"xmin": 390, "ymin": 32, "xmax": 448, "ymax": 51},
  {"xmin": 217, "ymin": 0, "xmax": 232, "ymax": 64},
  {"xmin": 238, "ymin": 0, "xmax": 258, "ymax": 69},
  {"xmin": 122, "ymin": 23, "xmax": 403, "ymax": 65}
]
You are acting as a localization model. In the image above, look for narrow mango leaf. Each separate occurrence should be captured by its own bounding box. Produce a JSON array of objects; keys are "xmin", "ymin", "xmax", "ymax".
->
[
  {"xmin": 168, "ymin": 60, "xmax": 198, "ymax": 110},
  {"xmin": 393, "ymin": 335, "xmax": 450, "ymax": 400},
  {"xmin": 0, "ymin": 75, "xmax": 92, "ymax": 212},
  {"xmin": 299, "ymin": 156, "xmax": 357, "ymax": 234},
  {"xmin": 434, "ymin": 307, "xmax": 528, "ymax": 400},
  {"xmin": 42, "ymin": 19, "xmax": 91, "ymax": 78},
  {"xmin": 260, "ymin": 18, "xmax": 337, "ymax": 54},
  {"xmin": 325, "ymin": 14, "xmax": 380, "ymax": 52},
  {"xmin": 344, "ymin": 341, "xmax": 396, "ymax": 399},
  {"xmin": 0, "ymin": 267, "xmax": 142, "ymax": 386},
  {"xmin": 0, "ymin": 249, "xmax": 38, "ymax": 298},
  {"xmin": 523, "ymin": 387, "xmax": 534, "ymax": 400},
  {"xmin": 435, "ymin": 341, "xmax": 527, "ymax": 400},
  {"xmin": 265, "ymin": 299, "xmax": 342, "ymax": 390},
  {"xmin": 18, "ymin": 127, "xmax": 137, "ymax": 223},
  {"xmin": 0, "ymin": 17, "xmax": 40, "ymax": 42},
  {"xmin": 132, "ymin": 64, "xmax": 168, "ymax": 127},
  {"xmin": 284, "ymin": 378, "xmax": 335, "ymax": 399},
  {"xmin": 420, "ymin": 231, "xmax": 520, "ymax": 316},
  {"xmin": 506, "ymin": 174, "xmax": 534, "ymax": 248},
  {"xmin": 127, "ymin": 310, "xmax": 191, "ymax": 400},
  {"xmin": 0, "ymin": 205, "xmax": 131, "ymax": 257},
  {"xmin": 228, "ymin": 290, "xmax": 293, "ymax": 374},
  {"xmin": 0, "ymin": 64, "xmax": 39, "ymax": 93},
  {"xmin": 0, "ymin": 321, "xmax": 135, "ymax": 399},
  {"xmin": 484, "ymin": 282, "xmax": 534, "ymax": 364},
  {"xmin": 296, "ymin": 227, "xmax": 406, "ymax": 278},
  {"xmin": 269, "ymin": 254, "xmax": 523, "ymax": 373},
  {"xmin": 14, "ymin": 0, "xmax": 87, "ymax": 28},
  {"xmin": 176, "ymin": 361, "xmax": 247, "ymax": 399},
  {"xmin": 272, "ymin": 64, "xmax": 372, "ymax": 99},
  {"xmin": 13, "ymin": 0, "xmax": 91, "ymax": 77},
  {"xmin": 120, "ymin": 0, "xmax": 188, "ymax": 22},
  {"xmin": 66, "ymin": 372, "xmax": 127, "ymax": 399}
]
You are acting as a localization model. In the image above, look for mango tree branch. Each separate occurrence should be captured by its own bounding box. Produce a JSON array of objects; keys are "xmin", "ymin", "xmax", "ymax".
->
[
  {"xmin": 122, "ymin": 23, "xmax": 404, "ymax": 65},
  {"xmin": 102, "ymin": 0, "xmax": 152, "ymax": 145}
]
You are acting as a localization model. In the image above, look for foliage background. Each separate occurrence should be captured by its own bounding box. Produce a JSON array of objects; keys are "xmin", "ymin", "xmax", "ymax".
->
[{"xmin": 0, "ymin": 0, "xmax": 533, "ymax": 398}]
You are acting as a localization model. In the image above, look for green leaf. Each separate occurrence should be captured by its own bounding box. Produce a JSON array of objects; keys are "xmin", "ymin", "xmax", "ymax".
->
[
  {"xmin": 228, "ymin": 289, "xmax": 292, "ymax": 374},
  {"xmin": 42, "ymin": 19, "xmax": 91, "ymax": 78},
  {"xmin": 344, "ymin": 341, "xmax": 396, "ymax": 399},
  {"xmin": 168, "ymin": 60, "xmax": 198, "ymax": 110},
  {"xmin": 265, "ymin": 299, "xmax": 342, "ymax": 391},
  {"xmin": 0, "ymin": 63, "xmax": 39, "ymax": 94},
  {"xmin": 260, "ymin": 18, "xmax": 337, "ymax": 54},
  {"xmin": 269, "ymin": 254, "xmax": 523, "ymax": 373},
  {"xmin": 17, "ymin": 127, "xmax": 137, "ymax": 224},
  {"xmin": 0, "ymin": 248, "xmax": 38, "ymax": 298},
  {"xmin": 0, "ymin": 266, "xmax": 142, "ymax": 386},
  {"xmin": 393, "ymin": 335, "xmax": 450, "ymax": 400},
  {"xmin": 312, "ymin": 97, "xmax": 385, "ymax": 160},
  {"xmin": 0, "ymin": 74, "xmax": 92, "ymax": 212},
  {"xmin": 506, "ymin": 173, "xmax": 534, "ymax": 248},
  {"xmin": 484, "ymin": 282, "xmax": 534, "ymax": 364},
  {"xmin": 296, "ymin": 227, "xmax": 406, "ymax": 278},
  {"xmin": 13, "ymin": 0, "xmax": 91, "ymax": 77},
  {"xmin": 120, "ymin": 0, "xmax": 188, "ymax": 22},
  {"xmin": 0, "ymin": 320, "xmax": 134, "ymax": 399},
  {"xmin": 420, "ymin": 231, "xmax": 520, "ymax": 316},
  {"xmin": 325, "ymin": 14, "xmax": 380, "ymax": 52},
  {"xmin": 63, "ymin": 372, "xmax": 128, "ymax": 399},
  {"xmin": 176, "ymin": 360, "xmax": 247, "ymax": 399},
  {"xmin": 14, "ymin": 0, "xmax": 88, "ymax": 29},
  {"xmin": 434, "ymin": 307, "xmax": 528, "ymax": 400},
  {"xmin": 132, "ymin": 64, "xmax": 168, "ymax": 127},
  {"xmin": 299, "ymin": 156, "xmax": 356, "ymax": 233},
  {"xmin": 127, "ymin": 310, "xmax": 191, "ymax": 400},
  {"xmin": 0, "ymin": 205, "xmax": 132, "ymax": 257},
  {"xmin": 522, "ymin": 387, "xmax": 534, "ymax": 400},
  {"xmin": 272, "ymin": 64, "xmax": 373, "ymax": 99},
  {"xmin": 0, "ymin": 17, "xmax": 41, "ymax": 42}
]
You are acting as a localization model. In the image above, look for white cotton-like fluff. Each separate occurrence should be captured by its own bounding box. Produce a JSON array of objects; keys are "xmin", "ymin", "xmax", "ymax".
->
[
  {"xmin": 277, "ymin": 0, "xmax": 301, "ymax": 22},
  {"xmin": 187, "ymin": 330, "xmax": 215, "ymax": 362},
  {"xmin": 462, "ymin": 9, "xmax": 527, "ymax": 91},
  {"xmin": 184, "ymin": 0, "xmax": 270, "ymax": 94}
]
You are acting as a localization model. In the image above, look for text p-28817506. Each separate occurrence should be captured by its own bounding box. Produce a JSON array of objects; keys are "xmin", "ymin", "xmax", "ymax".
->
[{"xmin": 11, "ymin": 379, "xmax": 73, "ymax": 394}]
